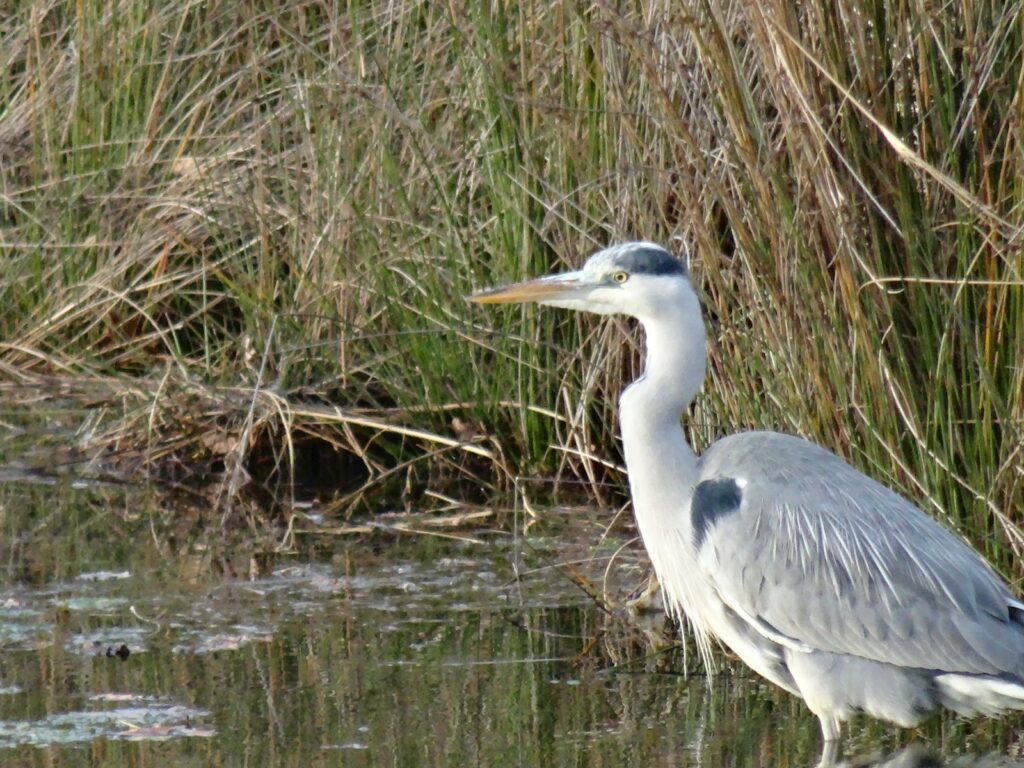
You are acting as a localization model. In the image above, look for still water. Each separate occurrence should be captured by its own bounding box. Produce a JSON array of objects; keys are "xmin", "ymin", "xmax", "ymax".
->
[{"xmin": 0, "ymin": 480, "xmax": 1021, "ymax": 767}]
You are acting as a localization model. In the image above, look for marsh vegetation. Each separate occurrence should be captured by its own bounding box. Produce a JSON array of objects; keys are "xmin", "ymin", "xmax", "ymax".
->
[{"xmin": 0, "ymin": 1, "xmax": 1021, "ymax": 568}]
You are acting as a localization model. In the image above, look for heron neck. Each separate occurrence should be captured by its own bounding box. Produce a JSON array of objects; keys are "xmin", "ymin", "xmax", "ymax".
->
[
  {"xmin": 617, "ymin": 299, "xmax": 707, "ymax": 629},
  {"xmin": 639, "ymin": 312, "xmax": 705, "ymax": 417},
  {"xmin": 618, "ymin": 306, "xmax": 706, "ymax": 498}
]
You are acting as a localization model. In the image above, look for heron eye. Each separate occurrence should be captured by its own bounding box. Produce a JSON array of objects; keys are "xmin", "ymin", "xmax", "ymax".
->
[{"xmin": 612, "ymin": 271, "xmax": 629, "ymax": 284}]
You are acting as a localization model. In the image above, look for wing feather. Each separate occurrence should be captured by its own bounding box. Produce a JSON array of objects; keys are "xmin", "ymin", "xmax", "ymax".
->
[{"xmin": 695, "ymin": 432, "xmax": 1024, "ymax": 677}]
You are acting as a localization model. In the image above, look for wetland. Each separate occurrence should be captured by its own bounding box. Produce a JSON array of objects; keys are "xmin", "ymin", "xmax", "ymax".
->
[{"xmin": 0, "ymin": 477, "xmax": 1022, "ymax": 767}]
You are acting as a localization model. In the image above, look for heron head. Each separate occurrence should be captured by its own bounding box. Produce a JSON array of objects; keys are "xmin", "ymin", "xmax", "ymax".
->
[{"xmin": 468, "ymin": 242, "xmax": 692, "ymax": 320}]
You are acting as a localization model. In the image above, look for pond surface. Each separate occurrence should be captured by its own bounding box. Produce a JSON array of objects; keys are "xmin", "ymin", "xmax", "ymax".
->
[{"xmin": 0, "ymin": 479, "xmax": 1021, "ymax": 767}]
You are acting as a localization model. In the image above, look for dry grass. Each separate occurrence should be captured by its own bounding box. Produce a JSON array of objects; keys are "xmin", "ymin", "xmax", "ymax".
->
[{"xmin": 0, "ymin": 1, "xmax": 1021, "ymax": 563}]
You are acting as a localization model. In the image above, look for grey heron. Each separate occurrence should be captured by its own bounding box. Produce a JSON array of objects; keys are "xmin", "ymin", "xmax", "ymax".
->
[{"xmin": 470, "ymin": 241, "xmax": 1024, "ymax": 753}]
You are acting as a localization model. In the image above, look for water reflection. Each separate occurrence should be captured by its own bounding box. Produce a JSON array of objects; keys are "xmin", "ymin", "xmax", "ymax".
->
[
  {"xmin": 837, "ymin": 744, "xmax": 1024, "ymax": 767},
  {"xmin": 0, "ymin": 481, "xmax": 1021, "ymax": 766}
]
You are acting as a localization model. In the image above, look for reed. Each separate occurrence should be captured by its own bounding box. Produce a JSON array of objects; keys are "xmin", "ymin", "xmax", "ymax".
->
[{"xmin": 0, "ymin": 1, "xmax": 1020, "ymax": 563}]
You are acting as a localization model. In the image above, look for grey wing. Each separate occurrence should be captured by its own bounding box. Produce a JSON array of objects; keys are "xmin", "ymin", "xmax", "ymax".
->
[{"xmin": 695, "ymin": 432, "xmax": 1024, "ymax": 676}]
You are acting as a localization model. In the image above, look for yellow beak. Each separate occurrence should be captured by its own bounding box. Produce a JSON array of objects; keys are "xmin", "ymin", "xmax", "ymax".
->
[{"xmin": 467, "ymin": 273, "xmax": 587, "ymax": 304}]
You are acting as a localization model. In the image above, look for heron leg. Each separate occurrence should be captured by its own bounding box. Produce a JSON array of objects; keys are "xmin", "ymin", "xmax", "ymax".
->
[
  {"xmin": 816, "ymin": 717, "xmax": 842, "ymax": 768},
  {"xmin": 819, "ymin": 714, "xmax": 841, "ymax": 742}
]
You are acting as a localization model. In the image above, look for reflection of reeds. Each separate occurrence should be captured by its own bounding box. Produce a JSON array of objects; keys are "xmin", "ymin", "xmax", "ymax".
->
[{"xmin": 0, "ymin": 2, "xmax": 1020, "ymax": 559}]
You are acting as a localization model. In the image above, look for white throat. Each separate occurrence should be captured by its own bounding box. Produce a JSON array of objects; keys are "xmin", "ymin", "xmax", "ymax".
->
[{"xmin": 618, "ymin": 280, "xmax": 706, "ymax": 461}]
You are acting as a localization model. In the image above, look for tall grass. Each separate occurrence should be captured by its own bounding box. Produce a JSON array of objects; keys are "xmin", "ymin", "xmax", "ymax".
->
[{"xmin": 0, "ymin": 1, "xmax": 1020, "ymax": 558}]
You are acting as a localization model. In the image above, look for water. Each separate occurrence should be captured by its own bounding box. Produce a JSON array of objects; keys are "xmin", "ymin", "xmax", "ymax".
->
[{"xmin": 0, "ymin": 480, "xmax": 1021, "ymax": 767}]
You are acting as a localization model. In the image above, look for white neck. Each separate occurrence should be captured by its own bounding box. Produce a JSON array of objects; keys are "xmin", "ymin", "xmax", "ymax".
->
[
  {"xmin": 619, "ymin": 280, "xmax": 705, "ymax": 449},
  {"xmin": 617, "ymin": 287, "xmax": 706, "ymax": 566},
  {"xmin": 637, "ymin": 307, "xmax": 706, "ymax": 420}
]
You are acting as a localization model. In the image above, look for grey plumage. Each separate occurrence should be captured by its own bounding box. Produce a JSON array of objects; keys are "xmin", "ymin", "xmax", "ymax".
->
[
  {"xmin": 469, "ymin": 241, "xmax": 1024, "ymax": 755},
  {"xmin": 696, "ymin": 432, "xmax": 1024, "ymax": 732}
]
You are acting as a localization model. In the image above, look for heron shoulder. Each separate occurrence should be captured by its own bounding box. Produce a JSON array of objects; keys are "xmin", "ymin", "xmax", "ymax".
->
[
  {"xmin": 697, "ymin": 430, "xmax": 849, "ymax": 482},
  {"xmin": 694, "ymin": 430, "xmax": 914, "ymax": 519},
  {"xmin": 691, "ymin": 477, "xmax": 745, "ymax": 549}
]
